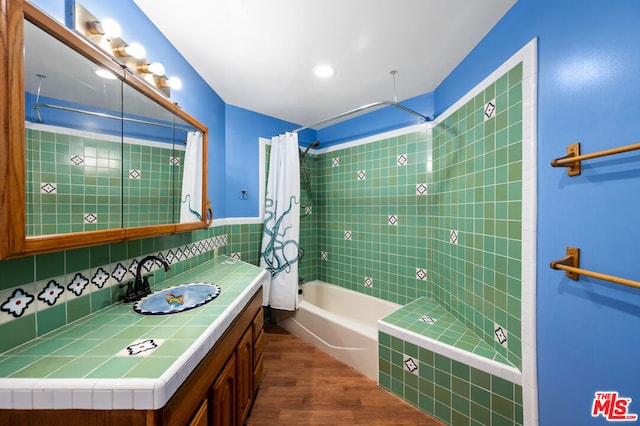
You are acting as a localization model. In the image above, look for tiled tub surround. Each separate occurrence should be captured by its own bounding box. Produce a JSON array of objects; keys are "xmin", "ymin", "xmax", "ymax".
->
[
  {"xmin": 26, "ymin": 122, "xmax": 185, "ymax": 235},
  {"xmin": 0, "ymin": 228, "xmax": 229, "ymax": 354},
  {"xmin": 373, "ymin": 41, "xmax": 537, "ymax": 425},
  {"xmin": 0, "ymin": 255, "xmax": 267, "ymax": 410}
]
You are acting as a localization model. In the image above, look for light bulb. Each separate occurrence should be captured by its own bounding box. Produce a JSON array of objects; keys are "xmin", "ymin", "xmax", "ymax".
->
[
  {"xmin": 147, "ymin": 62, "xmax": 165, "ymax": 76},
  {"xmin": 124, "ymin": 42, "xmax": 146, "ymax": 59},
  {"xmin": 168, "ymin": 76, "xmax": 182, "ymax": 90},
  {"xmin": 100, "ymin": 18, "xmax": 121, "ymax": 39}
]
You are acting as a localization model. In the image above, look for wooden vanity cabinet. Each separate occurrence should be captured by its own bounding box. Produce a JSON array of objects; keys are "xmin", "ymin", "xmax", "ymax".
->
[{"xmin": 0, "ymin": 288, "xmax": 264, "ymax": 426}]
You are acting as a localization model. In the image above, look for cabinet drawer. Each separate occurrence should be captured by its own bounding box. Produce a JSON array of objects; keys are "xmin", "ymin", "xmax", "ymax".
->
[
  {"xmin": 253, "ymin": 329, "xmax": 264, "ymax": 367},
  {"xmin": 252, "ymin": 307, "xmax": 264, "ymax": 340},
  {"xmin": 253, "ymin": 352, "xmax": 264, "ymax": 396}
]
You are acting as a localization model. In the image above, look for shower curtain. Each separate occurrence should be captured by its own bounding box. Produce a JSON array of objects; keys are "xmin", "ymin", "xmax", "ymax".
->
[
  {"xmin": 180, "ymin": 131, "xmax": 203, "ymax": 223},
  {"xmin": 260, "ymin": 132, "xmax": 301, "ymax": 310}
]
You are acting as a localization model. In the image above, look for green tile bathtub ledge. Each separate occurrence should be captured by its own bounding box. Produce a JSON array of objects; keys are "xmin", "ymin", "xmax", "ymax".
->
[
  {"xmin": 0, "ymin": 256, "xmax": 268, "ymax": 411},
  {"xmin": 378, "ymin": 296, "xmax": 521, "ymax": 384}
]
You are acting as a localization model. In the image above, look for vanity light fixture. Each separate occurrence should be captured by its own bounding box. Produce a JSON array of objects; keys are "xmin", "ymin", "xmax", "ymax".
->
[
  {"xmin": 113, "ymin": 42, "xmax": 146, "ymax": 59},
  {"xmin": 137, "ymin": 61, "xmax": 166, "ymax": 76},
  {"xmin": 75, "ymin": 2, "xmax": 183, "ymax": 98},
  {"xmin": 159, "ymin": 76, "xmax": 182, "ymax": 90}
]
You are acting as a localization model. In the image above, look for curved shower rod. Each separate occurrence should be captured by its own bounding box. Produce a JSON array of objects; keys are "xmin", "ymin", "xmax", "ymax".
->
[{"xmin": 292, "ymin": 100, "xmax": 433, "ymax": 133}]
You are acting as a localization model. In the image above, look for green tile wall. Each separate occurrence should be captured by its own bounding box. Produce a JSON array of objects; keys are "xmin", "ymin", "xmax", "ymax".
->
[
  {"xmin": 312, "ymin": 131, "xmax": 431, "ymax": 305},
  {"xmin": 25, "ymin": 127, "xmax": 184, "ymax": 236},
  {"xmin": 379, "ymin": 332, "xmax": 523, "ymax": 426},
  {"xmin": 0, "ymin": 225, "xmax": 228, "ymax": 354},
  {"xmin": 429, "ymin": 63, "xmax": 523, "ymax": 368}
]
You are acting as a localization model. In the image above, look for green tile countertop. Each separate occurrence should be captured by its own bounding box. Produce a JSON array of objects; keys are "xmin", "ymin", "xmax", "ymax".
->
[
  {"xmin": 0, "ymin": 256, "xmax": 268, "ymax": 410},
  {"xmin": 378, "ymin": 297, "xmax": 522, "ymax": 385}
]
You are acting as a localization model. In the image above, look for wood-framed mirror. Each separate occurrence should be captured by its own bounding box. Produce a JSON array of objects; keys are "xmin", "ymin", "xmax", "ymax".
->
[{"xmin": 0, "ymin": 0, "xmax": 210, "ymax": 260}]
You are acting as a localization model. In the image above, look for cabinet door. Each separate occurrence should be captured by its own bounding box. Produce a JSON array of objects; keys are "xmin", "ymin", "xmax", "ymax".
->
[
  {"xmin": 211, "ymin": 354, "xmax": 236, "ymax": 426},
  {"xmin": 237, "ymin": 327, "xmax": 253, "ymax": 425},
  {"xmin": 189, "ymin": 399, "xmax": 209, "ymax": 426}
]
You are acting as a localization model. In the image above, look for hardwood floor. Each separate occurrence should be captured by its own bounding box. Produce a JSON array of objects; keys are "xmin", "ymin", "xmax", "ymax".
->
[{"xmin": 246, "ymin": 324, "xmax": 444, "ymax": 426}]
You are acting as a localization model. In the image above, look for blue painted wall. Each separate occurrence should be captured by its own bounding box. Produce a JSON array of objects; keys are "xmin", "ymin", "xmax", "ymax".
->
[
  {"xmin": 433, "ymin": 1, "xmax": 640, "ymax": 424},
  {"xmin": 224, "ymin": 104, "xmax": 309, "ymax": 218}
]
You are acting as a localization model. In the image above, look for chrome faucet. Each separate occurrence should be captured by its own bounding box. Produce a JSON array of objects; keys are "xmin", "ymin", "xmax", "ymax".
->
[{"xmin": 120, "ymin": 255, "xmax": 170, "ymax": 303}]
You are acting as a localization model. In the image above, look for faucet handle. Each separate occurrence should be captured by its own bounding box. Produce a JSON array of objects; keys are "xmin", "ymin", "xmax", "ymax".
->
[
  {"xmin": 142, "ymin": 274, "xmax": 154, "ymax": 295},
  {"xmin": 119, "ymin": 281, "xmax": 135, "ymax": 303}
]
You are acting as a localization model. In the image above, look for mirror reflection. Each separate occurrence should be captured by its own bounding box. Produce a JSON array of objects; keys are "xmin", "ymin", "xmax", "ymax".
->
[{"xmin": 23, "ymin": 18, "xmax": 203, "ymax": 237}]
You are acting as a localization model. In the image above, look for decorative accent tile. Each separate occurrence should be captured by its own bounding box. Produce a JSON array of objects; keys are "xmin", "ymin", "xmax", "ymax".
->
[
  {"xmin": 231, "ymin": 252, "xmax": 241, "ymax": 260},
  {"xmin": 1, "ymin": 288, "xmax": 35, "ymax": 318},
  {"xmin": 84, "ymin": 213, "xmax": 97, "ymax": 224},
  {"xmin": 495, "ymin": 324, "xmax": 508, "ymax": 346},
  {"xmin": 91, "ymin": 268, "xmax": 110, "ymax": 289},
  {"xmin": 416, "ymin": 268, "xmax": 427, "ymax": 280},
  {"xmin": 174, "ymin": 248, "xmax": 184, "ymax": 261},
  {"xmin": 67, "ymin": 273, "xmax": 90, "ymax": 297},
  {"xmin": 332, "ymin": 157, "xmax": 339, "ymax": 167},
  {"xmin": 388, "ymin": 215, "xmax": 398, "ymax": 226},
  {"xmin": 38, "ymin": 280, "xmax": 64, "ymax": 306},
  {"xmin": 40, "ymin": 182, "xmax": 56, "ymax": 194},
  {"xmin": 305, "ymin": 205, "xmax": 313, "ymax": 215},
  {"xmin": 118, "ymin": 339, "xmax": 164, "ymax": 357},
  {"xmin": 70, "ymin": 155, "xmax": 84, "ymax": 165},
  {"xmin": 128, "ymin": 260, "xmax": 139, "ymax": 277},
  {"xmin": 321, "ymin": 251, "xmax": 328, "ymax": 261},
  {"xmin": 420, "ymin": 315, "xmax": 437, "ymax": 324},
  {"xmin": 344, "ymin": 231, "xmax": 352, "ymax": 240},
  {"xmin": 484, "ymin": 99, "xmax": 496, "ymax": 120},
  {"xmin": 416, "ymin": 183, "xmax": 428, "ymax": 195},
  {"xmin": 450, "ymin": 230, "xmax": 458, "ymax": 245},
  {"xmin": 397, "ymin": 154, "xmax": 408, "ymax": 166},
  {"xmin": 403, "ymin": 356, "xmax": 419, "ymax": 375},
  {"xmin": 129, "ymin": 169, "xmax": 141, "ymax": 179},
  {"xmin": 111, "ymin": 263, "xmax": 128, "ymax": 282},
  {"xmin": 357, "ymin": 170, "xmax": 366, "ymax": 180},
  {"xmin": 169, "ymin": 157, "xmax": 180, "ymax": 166},
  {"xmin": 364, "ymin": 277, "xmax": 373, "ymax": 287}
]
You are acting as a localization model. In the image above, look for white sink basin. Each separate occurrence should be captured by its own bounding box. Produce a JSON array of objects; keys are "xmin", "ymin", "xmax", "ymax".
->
[{"xmin": 133, "ymin": 282, "xmax": 221, "ymax": 315}]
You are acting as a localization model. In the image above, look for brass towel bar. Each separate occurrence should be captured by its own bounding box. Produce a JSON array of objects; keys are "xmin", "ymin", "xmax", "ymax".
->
[
  {"xmin": 550, "ymin": 247, "xmax": 640, "ymax": 289},
  {"xmin": 550, "ymin": 142, "xmax": 640, "ymax": 176}
]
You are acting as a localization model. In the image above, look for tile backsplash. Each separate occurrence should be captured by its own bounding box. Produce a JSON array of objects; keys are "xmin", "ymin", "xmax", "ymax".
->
[{"xmin": 0, "ymin": 227, "xmax": 227, "ymax": 353}]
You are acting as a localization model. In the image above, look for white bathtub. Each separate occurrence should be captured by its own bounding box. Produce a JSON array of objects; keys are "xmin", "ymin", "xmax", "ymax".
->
[{"xmin": 272, "ymin": 280, "xmax": 401, "ymax": 381}]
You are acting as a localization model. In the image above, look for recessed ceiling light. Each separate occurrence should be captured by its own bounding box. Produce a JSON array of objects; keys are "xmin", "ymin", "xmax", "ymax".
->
[{"xmin": 313, "ymin": 64, "xmax": 336, "ymax": 79}]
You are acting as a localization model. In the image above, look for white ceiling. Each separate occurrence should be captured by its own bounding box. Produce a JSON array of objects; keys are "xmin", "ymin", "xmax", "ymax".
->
[{"xmin": 133, "ymin": 0, "xmax": 516, "ymax": 128}]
